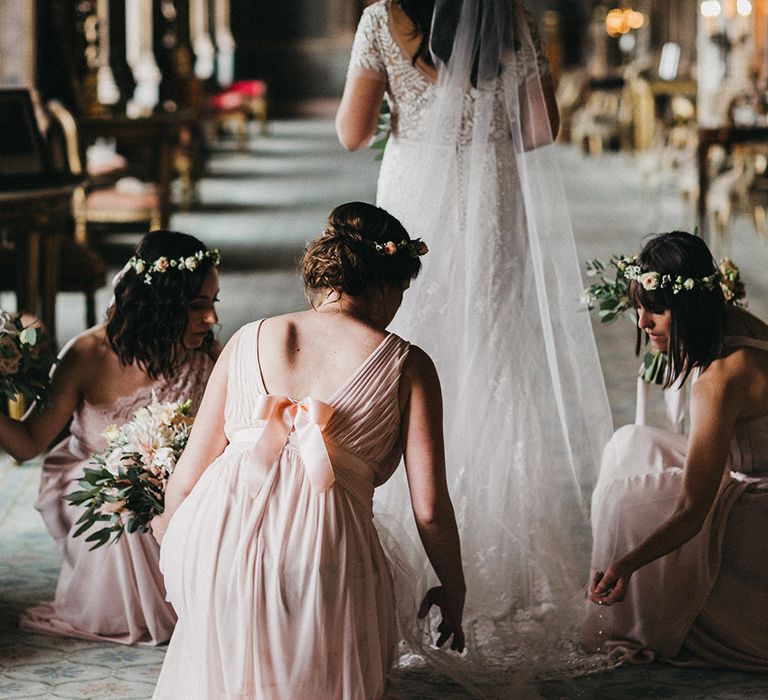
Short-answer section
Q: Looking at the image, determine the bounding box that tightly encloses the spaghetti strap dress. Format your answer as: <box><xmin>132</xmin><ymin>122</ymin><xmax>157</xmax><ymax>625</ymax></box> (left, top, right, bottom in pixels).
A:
<box><xmin>20</xmin><ymin>349</ymin><xmax>213</xmax><ymax>645</ymax></box>
<box><xmin>583</xmin><ymin>336</ymin><xmax>768</xmax><ymax>670</ymax></box>
<box><xmin>154</xmin><ymin>320</ymin><xmax>411</xmax><ymax>699</ymax></box>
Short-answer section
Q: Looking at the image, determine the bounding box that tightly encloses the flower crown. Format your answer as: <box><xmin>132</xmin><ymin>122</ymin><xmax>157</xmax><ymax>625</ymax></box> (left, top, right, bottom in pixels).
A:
<box><xmin>127</xmin><ymin>248</ymin><xmax>221</xmax><ymax>285</ymax></box>
<box><xmin>370</xmin><ymin>238</ymin><xmax>429</xmax><ymax>258</ymax></box>
<box><xmin>584</xmin><ymin>255</ymin><xmax>746</xmax><ymax>324</ymax></box>
<box><xmin>617</xmin><ymin>256</ymin><xmax>718</xmax><ymax>294</ymax></box>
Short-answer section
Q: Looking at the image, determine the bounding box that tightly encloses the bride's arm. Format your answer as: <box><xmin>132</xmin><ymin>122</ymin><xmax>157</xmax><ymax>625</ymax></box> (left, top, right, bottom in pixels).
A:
<box><xmin>151</xmin><ymin>337</ymin><xmax>232</xmax><ymax>543</ymax></box>
<box><xmin>590</xmin><ymin>367</ymin><xmax>742</xmax><ymax>604</ymax></box>
<box><xmin>335</xmin><ymin>77</ymin><xmax>387</xmax><ymax>151</ymax></box>
<box><xmin>400</xmin><ymin>346</ymin><xmax>466</xmax><ymax>651</ymax></box>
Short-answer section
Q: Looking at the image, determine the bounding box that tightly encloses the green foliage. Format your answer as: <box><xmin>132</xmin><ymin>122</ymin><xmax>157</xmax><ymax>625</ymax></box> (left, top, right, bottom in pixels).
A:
<box><xmin>583</xmin><ymin>256</ymin><xmax>633</xmax><ymax>324</ymax></box>
<box><xmin>370</xmin><ymin>100</ymin><xmax>391</xmax><ymax>161</ymax></box>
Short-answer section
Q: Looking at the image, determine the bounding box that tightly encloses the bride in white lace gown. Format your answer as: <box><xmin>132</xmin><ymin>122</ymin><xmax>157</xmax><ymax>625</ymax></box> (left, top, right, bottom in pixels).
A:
<box><xmin>337</xmin><ymin>0</ymin><xmax>613</xmax><ymax>687</ymax></box>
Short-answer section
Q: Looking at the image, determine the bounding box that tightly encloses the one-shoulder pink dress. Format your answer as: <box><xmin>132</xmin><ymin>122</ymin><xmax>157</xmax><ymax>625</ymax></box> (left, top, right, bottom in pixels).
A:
<box><xmin>20</xmin><ymin>349</ymin><xmax>213</xmax><ymax>645</ymax></box>
<box><xmin>154</xmin><ymin>320</ymin><xmax>411</xmax><ymax>700</ymax></box>
<box><xmin>583</xmin><ymin>337</ymin><xmax>768</xmax><ymax>670</ymax></box>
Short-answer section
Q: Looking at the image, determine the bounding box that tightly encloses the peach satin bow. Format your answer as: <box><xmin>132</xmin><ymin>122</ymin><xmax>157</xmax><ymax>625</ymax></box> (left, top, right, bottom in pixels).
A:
<box><xmin>230</xmin><ymin>395</ymin><xmax>336</xmax><ymax>493</ymax></box>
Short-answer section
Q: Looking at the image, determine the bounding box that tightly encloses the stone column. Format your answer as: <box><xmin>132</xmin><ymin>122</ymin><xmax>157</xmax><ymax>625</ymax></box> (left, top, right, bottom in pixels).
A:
<box><xmin>213</xmin><ymin>0</ymin><xmax>236</xmax><ymax>87</ymax></box>
<box><xmin>126</xmin><ymin>0</ymin><xmax>161</xmax><ymax>115</ymax></box>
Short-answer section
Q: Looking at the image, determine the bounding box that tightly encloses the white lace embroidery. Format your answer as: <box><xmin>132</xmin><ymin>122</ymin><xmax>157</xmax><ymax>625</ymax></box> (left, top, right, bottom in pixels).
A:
<box><xmin>347</xmin><ymin>0</ymin><xmax>551</xmax><ymax>141</ymax></box>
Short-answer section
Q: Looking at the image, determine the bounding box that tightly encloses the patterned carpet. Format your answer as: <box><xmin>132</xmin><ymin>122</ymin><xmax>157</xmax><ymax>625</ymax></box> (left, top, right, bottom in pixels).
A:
<box><xmin>0</xmin><ymin>458</ymin><xmax>766</xmax><ymax>700</ymax></box>
<box><xmin>2</xmin><ymin>121</ymin><xmax>768</xmax><ymax>698</ymax></box>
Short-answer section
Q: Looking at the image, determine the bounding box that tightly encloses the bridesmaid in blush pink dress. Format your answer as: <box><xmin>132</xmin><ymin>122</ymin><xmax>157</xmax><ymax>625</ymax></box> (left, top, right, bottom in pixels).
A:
<box><xmin>583</xmin><ymin>232</ymin><xmax>768</xmax><ymax>671</ymax></box>
<box><xmin>0</xmin><ymin>231</ymin><xmax>220</xmax><ymax>645</ymax></box>
<box><xmin>151</xmin><ymin>203</ymin><xmax>466</xmax><ymax>700</ymax></box>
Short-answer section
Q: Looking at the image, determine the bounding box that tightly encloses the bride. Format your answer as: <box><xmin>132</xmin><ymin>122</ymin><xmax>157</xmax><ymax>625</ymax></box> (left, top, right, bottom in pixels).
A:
<box><xmin>337</xmin><ymin>0</ymin><xmax>612</xmax><ymax>683</ymax></box>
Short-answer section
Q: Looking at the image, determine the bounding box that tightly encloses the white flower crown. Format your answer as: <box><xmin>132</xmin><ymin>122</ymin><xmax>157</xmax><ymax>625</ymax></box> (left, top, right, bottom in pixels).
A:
<box><xmin>127</xmin><ymin>248</ymin><xmax>221</xmax><ymax>285</ymax></box>
<box><xmin>617</xmin><ymin>256</ymin><xmax>718</xmax><ymax>294</ymax></box>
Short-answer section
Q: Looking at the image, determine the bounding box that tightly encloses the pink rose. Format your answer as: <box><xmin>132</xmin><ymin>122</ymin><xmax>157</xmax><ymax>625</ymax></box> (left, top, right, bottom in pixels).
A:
<box><xmin>155</xmin><ymin>257</ymin><xmax>170</xmax><ymax>272</ymax></box>
<box><xmin>640</xmin><ymin>272</ymin><xmax>659</xmax><ymax>291</ymax></box>
<box><xmin>383</xmin><ymin>242</ymin><xmax>397</xmax><ymax>255</ymax></box>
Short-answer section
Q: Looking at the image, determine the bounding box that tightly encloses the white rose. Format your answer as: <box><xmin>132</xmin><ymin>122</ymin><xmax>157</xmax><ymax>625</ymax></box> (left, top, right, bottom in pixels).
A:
<box><xmin>152</xmin><ymin>447</ymin><xmax>176</xmax><ymax>474</ymax></box>
<box><xmin>640</xmin><ymin>272</ymin><xmax>660</xmax><ymax>291</ymax></box>
<box><xmin>683</xmin><ymin>278</ymin><xmax>695</xmax><ymax>290</ymax></box>
<box><xmin>185</xmin><ymin>256</ymin><xmax>198</xmax><ymax>271</ymax></box>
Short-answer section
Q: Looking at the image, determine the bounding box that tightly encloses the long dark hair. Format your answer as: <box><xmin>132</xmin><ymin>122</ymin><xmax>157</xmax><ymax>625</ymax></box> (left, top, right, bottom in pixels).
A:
<box><xmin>397</xmin><ymin>0</ymin><xmax>436</xmax><ymax>67</ymax></box>
<box><xmin>397</xmin><ymin>0</ymin><xmax>516</xmax><ymax>87</ymax></box>
<box><xmin>106</xmin><ymin>230</ymin><xmax>218</xmax><ymax>380</ymax></box>
<box><xmin>630</xmin><ymin>231</ymin><xmax>725</xmax><ymax>387</ymax></box>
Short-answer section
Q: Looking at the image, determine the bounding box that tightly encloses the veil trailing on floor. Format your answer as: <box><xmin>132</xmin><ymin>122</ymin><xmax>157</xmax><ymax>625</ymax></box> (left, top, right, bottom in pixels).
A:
<box><xmin>372</xmin><ymin>0</ymin><xmax>614</xmax><ymax>692</ymax></box>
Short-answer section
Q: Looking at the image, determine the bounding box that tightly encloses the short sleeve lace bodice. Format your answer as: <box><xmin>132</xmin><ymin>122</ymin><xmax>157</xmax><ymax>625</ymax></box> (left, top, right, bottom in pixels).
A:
<box><xmin>347</xmin><ymin>0</ymin><xmax>551</xmax><ymax>140</ymax></box>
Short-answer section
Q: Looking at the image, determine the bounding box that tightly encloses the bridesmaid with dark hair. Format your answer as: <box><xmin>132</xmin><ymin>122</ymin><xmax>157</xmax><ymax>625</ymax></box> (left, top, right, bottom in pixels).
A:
<box><xmin>585</xmin><ymin>232</ymin><xmax>768</xmax><ymax>671</ymax></box>
<box><xmin>0</xmin><ymin>230</ymin><xmax>220</xmax><ymax>645</ymax></box>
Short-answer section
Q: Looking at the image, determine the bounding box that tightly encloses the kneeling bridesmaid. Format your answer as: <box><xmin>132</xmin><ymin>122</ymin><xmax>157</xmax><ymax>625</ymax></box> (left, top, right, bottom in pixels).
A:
<box><xmin>0</xmin><ymin>231</ymin><xmax>220</xmax><ymax>645</ymax></box>
<box><xmin>584</xmin><ymin>231</ymin><xmax>768</xmax><ymax>670</ymax></box>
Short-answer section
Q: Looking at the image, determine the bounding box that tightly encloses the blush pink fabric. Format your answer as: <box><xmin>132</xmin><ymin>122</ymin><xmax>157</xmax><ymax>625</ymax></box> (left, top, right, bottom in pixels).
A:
<box><xmin>583</xmin><ymin>337</ymin><xmax>768</xmax><ymax>670</ymax></box>
<box><xmin>154</xmin><ymin>320</ymin><xmax>411</xmax><ymax>700</ymax></box>
<box><xmin>20</xmin><ymin>349</ymin><xmax>213</xmax><ymax>645</ymax></box>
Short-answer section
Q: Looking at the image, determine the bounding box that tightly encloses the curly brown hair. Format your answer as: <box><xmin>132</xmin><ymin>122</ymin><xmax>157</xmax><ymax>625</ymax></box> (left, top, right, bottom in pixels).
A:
<box><xmin>105</xmin><ymin>230</ymin><xmax>218</xmax><ymax>380</ymax></box>
<box><xmin>301</xmin><ymin>202</ymin><xmax>422</xmax><ymax>304</ymax></box>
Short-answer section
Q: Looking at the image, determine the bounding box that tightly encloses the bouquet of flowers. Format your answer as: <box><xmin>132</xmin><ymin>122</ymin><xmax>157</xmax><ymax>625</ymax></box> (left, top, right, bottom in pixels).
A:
<box><xmin>64</xmin><ymin>394</ymin><xmax>193</xmax><ymax>549</ymax></box>
<box><xmin>583</xmin><ymin>255</ymin><xmax>747</xmax><ymax>384</ymax></box>
<box><xmin>0</xmin><ymin>311</ymin><xmax>57</xmax><ymax>406</ymax></box>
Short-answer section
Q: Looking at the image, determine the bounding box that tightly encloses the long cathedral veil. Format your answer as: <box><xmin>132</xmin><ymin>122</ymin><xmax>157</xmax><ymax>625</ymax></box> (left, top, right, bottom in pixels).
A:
<box><xmin>372</xmin><ymin>0</ymin><xmax>614</xmax><ymax>692</ymax></box>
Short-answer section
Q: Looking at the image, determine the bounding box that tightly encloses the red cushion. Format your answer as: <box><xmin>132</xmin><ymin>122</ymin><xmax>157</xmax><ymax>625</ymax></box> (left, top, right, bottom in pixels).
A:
<box><xmin>231</xmin><ymin>80</ymin><xmax>267</xmax><ymax>99</ymax></box>
<box><xmin>209</xmin><ymin>91</ymin><xmax>244</xmax><ymax>112</ymax></box>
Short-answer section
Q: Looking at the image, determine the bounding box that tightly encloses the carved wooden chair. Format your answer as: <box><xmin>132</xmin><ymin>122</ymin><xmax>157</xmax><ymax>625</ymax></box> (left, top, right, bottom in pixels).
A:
<box><xmin>45</xmin><ymin>100</ymin><xmax>161</xmax><ymax>246</ymax></box>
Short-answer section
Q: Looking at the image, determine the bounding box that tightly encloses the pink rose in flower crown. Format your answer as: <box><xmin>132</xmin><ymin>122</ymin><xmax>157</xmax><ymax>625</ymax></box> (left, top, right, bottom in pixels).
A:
<box><xmin>640</xmin><ymin>272</ymin><xmax>660</xmax><ymax>291</ymax></box>
<box><xmin>155</xmin><ymin>257</ymin><xmax>170</xmax><ymax>272</ymax></box>
<box><xmin>383</xmin><ymin>241</ymin><xmax>398</xmax><ymax>255</ymax></box>
<box><xmin>0</xmin><ymin>334</ymin><xmax>22</xmax><ymax>376</ymax></box>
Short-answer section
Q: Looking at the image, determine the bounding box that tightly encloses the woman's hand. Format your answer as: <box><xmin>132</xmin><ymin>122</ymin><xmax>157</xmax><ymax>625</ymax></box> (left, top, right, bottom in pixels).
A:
<box><xmin>150</xmin><ymin>513</ymin><xmax>171</xmax><ymax>546</ymax></box>
<box><xmin>418</xmin><ymin>586</ymin><xmax>465</xmax><ymax>652</ymax></box>
<box><xmin>587</xmin><ymin>565</ymin><xmax>632</xmax><ymax>606</ymax></box>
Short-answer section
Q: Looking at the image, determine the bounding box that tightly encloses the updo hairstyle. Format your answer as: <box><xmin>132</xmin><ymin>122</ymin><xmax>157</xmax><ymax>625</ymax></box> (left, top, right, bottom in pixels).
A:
<box><xmin>630</xmin><ymin>231</ymin><xmax>725</xmax><ymax>386</ymax></box>
<box><xmin>301</xmin><ymin>202</ymin><xmax>421</xmax><ymax>304</ymax></box>
<box><xmin>106</xmin><ymin>230</ymin><xmax>218</xmax><ymax>380</ymax></box>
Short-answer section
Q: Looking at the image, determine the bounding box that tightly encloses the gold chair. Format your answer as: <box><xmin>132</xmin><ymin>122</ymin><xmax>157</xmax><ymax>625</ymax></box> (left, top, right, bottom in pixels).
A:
<box><xmin>45</xmin><ymin>100</ymin><xmax>161</xmax><ymax>246</ymax></box>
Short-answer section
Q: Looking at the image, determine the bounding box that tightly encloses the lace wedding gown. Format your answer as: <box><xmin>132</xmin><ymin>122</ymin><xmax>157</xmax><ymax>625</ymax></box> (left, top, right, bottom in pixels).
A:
<box><xmin>347</xmin><ymin>0</ymin><xmax>613</xmax><ymax>684</ymax></box>
<box><xmin>583</xmin><ymin>336</ymin><xmax>768</xmax><ymax>670</ymax></box>
<box><xmin>20</xmin><ymin>349</ymin><xmax>213</xmax><ymax>645</ymax></box>
<box><xmin>154</xmin><ymin>321</ymin><xmax>411</xmax><ymax>699</ymax></box>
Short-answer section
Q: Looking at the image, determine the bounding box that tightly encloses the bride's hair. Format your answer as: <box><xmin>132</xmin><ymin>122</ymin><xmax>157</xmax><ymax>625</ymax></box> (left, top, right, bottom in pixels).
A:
<box><xmin>106</xmin><ymin>230</ymin><xmax>218</xmax><ymax>380</ymax></box>
<box><xmin>397</xmin><ymin>0</ymin><xmax>436</xmax><ymax>67</ymax></box>
<box><xmin>301</xmin><ymin>202</ymin><xmax>421</xmax><ymax>304</ymax></box>
<box><xmin>630</xmin><ymin>231</ymin><xmax>725</xmax><ymax>387</ymax></box>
